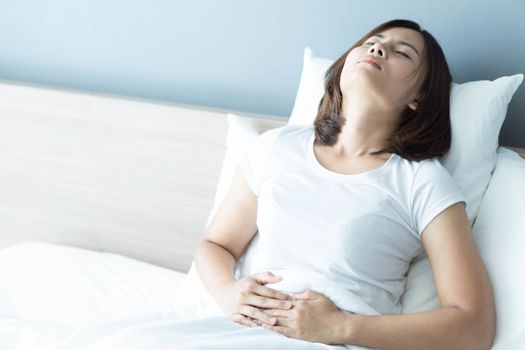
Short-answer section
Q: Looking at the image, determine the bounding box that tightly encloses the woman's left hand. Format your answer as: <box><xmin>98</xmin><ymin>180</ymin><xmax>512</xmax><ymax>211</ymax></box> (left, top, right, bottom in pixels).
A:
<box><xmin>258</xmin><ymin>290</ymin><xmax>346</xmax><ymax>344</ymax></box>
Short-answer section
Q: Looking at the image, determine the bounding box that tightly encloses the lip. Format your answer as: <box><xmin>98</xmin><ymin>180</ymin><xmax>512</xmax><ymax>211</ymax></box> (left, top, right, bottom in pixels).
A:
<box><xmin>361</xmin><ymin>57</ymin><xmax>381</xmax><ymax>70</ymax></box>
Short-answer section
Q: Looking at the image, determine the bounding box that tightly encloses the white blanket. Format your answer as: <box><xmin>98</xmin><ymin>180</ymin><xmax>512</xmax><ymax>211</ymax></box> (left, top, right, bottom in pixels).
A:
<box><xmin>1</xmin><ymin>313</ymin><xmax>348</xmax><ymax>350</ymax></box>
<box><xmin>0</xmin><ymin>267</ymin><xmax>377</xmax><ymax>350</ymax></box>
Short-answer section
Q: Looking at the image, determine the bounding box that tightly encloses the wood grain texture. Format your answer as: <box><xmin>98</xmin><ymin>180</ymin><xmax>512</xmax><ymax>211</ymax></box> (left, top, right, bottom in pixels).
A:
<box><xmin>0</xmin><ymin>81</ymin><xmax>285</xmax><ymax>273</ymax></box>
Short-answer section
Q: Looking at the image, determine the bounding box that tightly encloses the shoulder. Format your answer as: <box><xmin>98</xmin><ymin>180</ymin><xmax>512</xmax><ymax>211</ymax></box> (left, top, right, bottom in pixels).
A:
<box><xmin>252</xmin><ymin>124</ymin><xmax>313</xmax><ymax>150</ymax></box>
<box><xmin>394</xmin><ymin>155</ymin><xmax>452</xmax><ymax>182</ymax></box>
<box><xmin>259</xmin><ymin>123</ymin><xmax>313</xmax><ymax>140</ymax></box>
<box><xmin>395</xmin><ymin>156</ymin><xmax>466</xmax><ymax>237</ymax></box>
<box><xmin>413</xmin><ymin>157</ymin><xmax>455</xmax><ymax>183</ymax></box>
<box><xmin>392</xmin><ymin>155</ymin><xmax>463</xmax><ymax>207</ymax></box>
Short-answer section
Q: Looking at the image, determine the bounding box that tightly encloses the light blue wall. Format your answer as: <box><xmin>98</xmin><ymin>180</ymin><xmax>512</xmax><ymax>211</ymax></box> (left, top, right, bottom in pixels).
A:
<box><xmin>0</xmin><ymin>0</ymin><xmax>523</xmax><ymax>146</ymax></box>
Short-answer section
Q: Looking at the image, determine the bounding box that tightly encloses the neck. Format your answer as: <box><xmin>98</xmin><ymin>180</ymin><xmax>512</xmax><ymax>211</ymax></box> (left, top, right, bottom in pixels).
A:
<box><xmin>332</xmin><ymin>94</ymin><xmax>399</xmax><ymax>159</ymax></box>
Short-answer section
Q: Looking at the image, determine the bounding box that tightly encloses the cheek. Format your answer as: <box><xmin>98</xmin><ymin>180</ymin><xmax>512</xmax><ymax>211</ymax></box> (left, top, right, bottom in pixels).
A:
<box><xmin>388</xmin><ymin>67</ymin><xmax>424</xmax><ymax>102</ymax></box>
<box><xmin>389</xmin><ymin>63</ymin><xmax>420</xmax><ymax>86</ymax></box>
<box><xmin>399</xmin><ymin>59</ymin><xmax>422</xmax><ymax>77</ymax></box>
<box><xmin>345</xmin><ymin>49</ymin><xmax>363</xmax><ymax>65</ymax></box>
<box><xmin>340</xmin><ymin>52</ymin><xmax>362</xmax><ymax>78</ymax></box>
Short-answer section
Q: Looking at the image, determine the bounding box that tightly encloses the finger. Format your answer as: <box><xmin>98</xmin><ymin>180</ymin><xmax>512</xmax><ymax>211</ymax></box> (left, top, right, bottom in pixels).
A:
<box><xmin>246</xmin><ymin>316</ymin><xmax>264</xmax><ymax>328</ymax></box>
<box><xmin>247</xmin><ymin>317</ymin><xmax>272</xmax><ymax>328</ymax></box>
<box><xmin>261</xmin><ymin>323</ymin><xmax>292</xmax><ymax>337</ymax></box>
<box><xmin>240</xmin><ymin>305</ymin><xmax>278</xmax><ymax>326</ymax></box>
<box><xmin>252</xmin><ymin>272</ymin><xmax>283</xmax><ymax>288</ymax></box>
<box><xmin>293</xmin><ymin>290</ymin><xmax>317</xmax><ymax>300</ymax></box>
<box><xmin>248</xmin><ymin>293</ymin><xmax>293</xmax><ymax>310</ymax></box>
<box><xmin>230</xmin><ymin>314</ymin><xmax>258</xmax><ymax>328</ymax></box>
<box><xmin>262</xmin><ymin>309</ymin><xmax>290</xmax><ymax>318</ymax></box>
<box><xmin>253</xmin><ymin>283</ymin><xmax>294</xmax><ymax>302</ymax></box>
<box><xmin>269</xmin><ymin>315</ymin><xmax>293</xmax><ymax>328</ymax></box>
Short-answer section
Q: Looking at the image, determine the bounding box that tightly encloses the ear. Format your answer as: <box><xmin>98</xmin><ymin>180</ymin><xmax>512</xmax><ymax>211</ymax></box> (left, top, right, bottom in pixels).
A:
<box><xmin>408</xmin><ymin>99</ymin><xmax>418</xmax><ymax>111</ymax></box>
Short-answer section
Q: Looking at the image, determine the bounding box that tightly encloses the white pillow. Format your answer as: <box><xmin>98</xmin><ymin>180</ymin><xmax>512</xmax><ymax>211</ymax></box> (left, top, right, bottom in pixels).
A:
<box><xmin>403</xmin><ymin>147</ymin><xmax>525</xmax><ymax>349</ymax></box>
<box><xmin>175</xmin><ymin>113</ymin><xmax>261</xmax><ymax>320</ymax></box>
<box><xmin>289</xmin><ymin>47</ymin><xmax>523</xmax><ymax>225</ymax></box>
<box><xmin>0</xmin><ymin>241</ymin><xmax>186</xmax><ymax>324</ymax></box>
<box><xmin>470</xmin><ymin>148</ymin><xmax>525</xmax><ymax>349</ymax></box>
<box><xmin>289</xmin><ymin>47</ymin><xmax>334</xmax><ymax>125</ymax></box>
<box><xmin>442</xmin><ymin>77</ymin><xmax>523</xmax><ymax>224</ymax></box>
<box><xmin>205</xmin><ymin>113</ymin><xmax>260</xmax><ymax>230</ymax></box>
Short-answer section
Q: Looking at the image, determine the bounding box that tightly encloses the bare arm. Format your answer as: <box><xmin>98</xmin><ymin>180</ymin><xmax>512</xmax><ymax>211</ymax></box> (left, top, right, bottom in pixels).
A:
<box><xmin>194</xmin><ymin>167</ymin><xmax>259</xmax><ymax>298</ymax></box>
<box><xmin>194</xmin><ymin>167</ymin><xmax>293</xmax><ymax>326</ymax></box>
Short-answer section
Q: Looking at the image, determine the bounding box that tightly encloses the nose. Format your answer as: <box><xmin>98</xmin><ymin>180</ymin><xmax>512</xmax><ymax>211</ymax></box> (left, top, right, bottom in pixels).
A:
<box><xmin>368</xmin><ymin>43</ymin><xmax>385</xmax><ymax>57</ymax></box>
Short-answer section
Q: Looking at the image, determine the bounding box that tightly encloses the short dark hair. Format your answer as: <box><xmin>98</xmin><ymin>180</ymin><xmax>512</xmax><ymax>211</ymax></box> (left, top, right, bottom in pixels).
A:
<box><xmin>314</xmin><ymin>19</ymin><xmax>452</xmax><ymax>161</ymax></box>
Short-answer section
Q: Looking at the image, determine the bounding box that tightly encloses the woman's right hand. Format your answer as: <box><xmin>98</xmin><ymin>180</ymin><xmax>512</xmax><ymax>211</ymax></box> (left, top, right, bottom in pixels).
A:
<box><xmin>217</xmin><ymin>271</ymin><xmax>295</xmax><ymax>328</ymax></box>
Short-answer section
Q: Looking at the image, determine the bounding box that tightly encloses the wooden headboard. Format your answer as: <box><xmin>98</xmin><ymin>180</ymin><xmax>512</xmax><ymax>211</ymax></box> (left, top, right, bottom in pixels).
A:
<box><xmin>0</xmin><ymin>81</ymin><xmax>523</xmax><ymax>273</ymax></box>
<box><xmin>0</xmin><ymin>81</ymin><xmax>286</xmax><ymax>273</ymax></box>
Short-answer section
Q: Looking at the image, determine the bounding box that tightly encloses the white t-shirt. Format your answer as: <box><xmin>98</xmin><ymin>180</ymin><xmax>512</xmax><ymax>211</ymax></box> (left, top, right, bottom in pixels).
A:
<box><xmin>239</xmin><ymin>124</ymin><xmax>466</xmax><ymax>315</ymax></box>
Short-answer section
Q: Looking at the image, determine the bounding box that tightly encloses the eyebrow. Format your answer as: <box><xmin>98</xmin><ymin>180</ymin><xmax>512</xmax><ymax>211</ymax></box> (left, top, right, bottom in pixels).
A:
<box><xmin>369</xmin><ymin>34</ymin><xmax>421</xmax><ymax>57</ymax></box>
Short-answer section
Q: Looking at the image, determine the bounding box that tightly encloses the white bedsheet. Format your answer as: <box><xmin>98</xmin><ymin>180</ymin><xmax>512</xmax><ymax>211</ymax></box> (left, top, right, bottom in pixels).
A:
<box><xmin>0</xmin><ymin>242</ymin><xmax>186</xmax><ymax>324</ymax></box>
<box><xmin>0</xmin><ymin>313</ymin><xmax>353</xmax><ymax>350</ymax></box>
<box><xmin>0</xmin><ymin>243</ymin><xmax>374</xmax><ymax>349</ymax></box>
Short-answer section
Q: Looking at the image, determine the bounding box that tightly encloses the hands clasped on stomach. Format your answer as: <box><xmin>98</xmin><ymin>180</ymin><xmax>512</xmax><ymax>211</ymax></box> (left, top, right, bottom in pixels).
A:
<box><xmin>215</xmin><ymin>270</ymin><xmax>347</xmax><ymax>344</ymax></box>
<box><xmin>216</xmin><ymin>271</ymin><xmax>295</xmax><ymax>328</ymax></box>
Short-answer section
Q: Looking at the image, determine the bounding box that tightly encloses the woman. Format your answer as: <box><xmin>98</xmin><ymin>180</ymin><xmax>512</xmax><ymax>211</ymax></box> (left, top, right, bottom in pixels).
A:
<box><xmin>194</xmin><ymin>19</ymin><xmax>496</xmax><ymax>350</ymax></box>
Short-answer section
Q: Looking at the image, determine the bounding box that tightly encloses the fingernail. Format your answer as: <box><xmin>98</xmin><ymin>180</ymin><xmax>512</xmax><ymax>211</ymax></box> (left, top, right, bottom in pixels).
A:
<box><xmin>270</xmin><ymin>318</ymin><xmax>277</xmax><ymax>324</ymax></box>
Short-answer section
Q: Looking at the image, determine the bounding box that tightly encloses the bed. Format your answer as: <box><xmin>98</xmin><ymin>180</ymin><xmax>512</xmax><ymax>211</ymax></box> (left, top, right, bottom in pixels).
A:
<box><xmin>0</xmin><ymin>47</ymin><xmax>524</xmax><ymax>349</ymax></box>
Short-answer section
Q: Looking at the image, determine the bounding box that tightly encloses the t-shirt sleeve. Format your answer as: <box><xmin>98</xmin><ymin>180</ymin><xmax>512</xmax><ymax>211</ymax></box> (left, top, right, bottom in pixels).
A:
<box><xmin>410</xmin><ymin>159</ymin><xmax>467</xmax><ymax>238</ymax></box>
<box><xmin>238</xmin><ymin>128</ymin><xmax>281</xmax><ymax>197</ymax></box>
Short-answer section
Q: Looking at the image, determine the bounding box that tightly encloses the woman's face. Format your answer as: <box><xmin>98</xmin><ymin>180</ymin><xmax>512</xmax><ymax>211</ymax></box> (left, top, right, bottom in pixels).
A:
<box><xmin>340</xmin><ymin>27</ymin><xmax>426</xmax><ymax>112</ymax></box>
